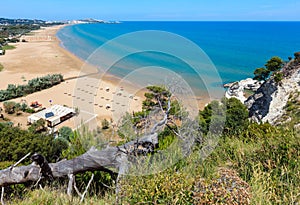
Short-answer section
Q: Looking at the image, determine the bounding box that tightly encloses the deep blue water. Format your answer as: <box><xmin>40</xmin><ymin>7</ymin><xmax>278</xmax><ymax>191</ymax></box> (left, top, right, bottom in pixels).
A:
<box><xmin>57</xmin><ymin>21</ymin><xmax>300</xmax><ymax>94</ymax></box>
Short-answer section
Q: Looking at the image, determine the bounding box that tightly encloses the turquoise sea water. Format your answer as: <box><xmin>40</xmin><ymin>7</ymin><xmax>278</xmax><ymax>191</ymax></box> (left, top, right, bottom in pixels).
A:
<box><xmin>57</xmin><ymin>21</ymin><xmax>300</xmax><ymax>94</ymax></box>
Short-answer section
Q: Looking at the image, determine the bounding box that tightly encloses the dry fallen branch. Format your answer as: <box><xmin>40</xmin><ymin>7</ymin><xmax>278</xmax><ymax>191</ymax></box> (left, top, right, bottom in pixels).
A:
<box><xmin>1</xmin><ymin>187</ymin><xmax>4</xmax><ymax>205</ymax></box>
<box><xmin>0</xmin><ymin>97</ymin><xmax>174</xmax><ymax>205</ymax></box>
<box><xmin>0</xmin><ymin>133</ymin><xmax>159</xmax><ymax>187</ymax></box>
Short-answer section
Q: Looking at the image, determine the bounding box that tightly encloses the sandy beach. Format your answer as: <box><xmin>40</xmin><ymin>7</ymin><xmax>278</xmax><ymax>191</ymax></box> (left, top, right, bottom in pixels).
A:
<box><xmin>0</xmin><ymin>25</ymin><xmax>144</xmax><ymax>129</ymax></box>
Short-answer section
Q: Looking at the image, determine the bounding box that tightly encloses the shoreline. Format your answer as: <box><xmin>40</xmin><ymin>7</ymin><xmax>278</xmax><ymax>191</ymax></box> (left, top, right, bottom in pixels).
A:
<box><xmin>0</xmin><ymin>25</ymin><xmax>145</xmax><ymax>129</ymax></box>
<box><xmin>0</xmin><ymin>24</ymin><xmax>212</xmax><ymax>129</ymax></box>
<box><xmin>55</xmin><ymin>24</ymin><xmax>213</xmax><ymax>109</ymax></box>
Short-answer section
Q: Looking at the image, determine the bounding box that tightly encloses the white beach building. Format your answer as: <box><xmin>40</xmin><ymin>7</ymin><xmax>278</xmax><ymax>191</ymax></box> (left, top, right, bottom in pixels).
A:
<box><xmin>28</xmin><ymin>104</ymin><xmax>75</xmax><ymax>128</ymax></box>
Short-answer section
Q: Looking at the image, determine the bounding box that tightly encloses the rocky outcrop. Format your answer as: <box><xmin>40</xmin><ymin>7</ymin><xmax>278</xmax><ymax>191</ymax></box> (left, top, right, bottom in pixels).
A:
<box><xmin>225</xmin><ymin>78</ymin><xmax>262</xmax><ymax>103</ymax></box>
<box><xmin>245</xmin><ymin>61</ymin><xmax>300</xmax><ymax>124</ymax></box>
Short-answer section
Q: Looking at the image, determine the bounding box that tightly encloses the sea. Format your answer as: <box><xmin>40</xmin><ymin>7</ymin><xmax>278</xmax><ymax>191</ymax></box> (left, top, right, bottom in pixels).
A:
<box><xmin>57</xmin><ymin>21</ymin><xmax>300</xmax><ymax>97</ymax></box>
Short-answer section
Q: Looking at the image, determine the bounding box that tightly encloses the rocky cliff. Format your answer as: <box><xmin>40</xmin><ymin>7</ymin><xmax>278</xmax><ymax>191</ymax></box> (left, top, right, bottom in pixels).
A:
<box><xmin>245</xmin><ymin>60</ymin><xmax>300</xmax><ymax>124</ymax></box>
<box><xmin>225</xmin><ymin>78</ymin><xmax>262</xmax><ymax>103</ymax></box>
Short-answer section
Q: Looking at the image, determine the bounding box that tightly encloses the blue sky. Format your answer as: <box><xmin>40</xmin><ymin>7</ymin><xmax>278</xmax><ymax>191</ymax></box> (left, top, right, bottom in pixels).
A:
<box><xmin>1</xmin><ymin>0</ymin><xmax>300</xmax><ymax>21</ymax></box>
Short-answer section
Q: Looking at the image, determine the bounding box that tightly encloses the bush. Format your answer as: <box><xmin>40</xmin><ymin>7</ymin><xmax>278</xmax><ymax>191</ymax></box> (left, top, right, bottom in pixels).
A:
<box><xmin>3</xmin><ymin>101</ymin><xmax>17</xmax><ymax>114</ymax></box>
<box><xmin>0</xmin><ymin>123</ymin><xmax>67</xmax><ymax>162</ymax></box>
<box><xmin>119</xmin><ymin>168</ymin><xmax>193</xmax><ymax>204</ymax></box>
<box><xmin>294</xmin><ymin>51</ymin><xmax>300</xmax><ymax>60</ymax></box>
<box><xmin>0</xmin><ymin>74</ymin><xmax>64</xmax><ymax>102</ymax></box>
<box><xmin>199</xmin><ymin>98</ymin><xmax>248</xmax><ymax>135</ymax></box>
<box><xmin>274</xmin><ymin>72</ymin><xmax>283</xmax><ymax>83</ymax></box>
<box><xmin>59</xmin><ymin>126</ymin><xmax>74</xmax><ymax>141</ymax></box>
<box><xmin>265</xmin><ymin>56</ymin><xmax>284</xmax><ymax>72</ymax></box>
<box><xmin>253</xmin><ymin>67</ymin><xmax>270</xmax><ymax>81</ymax></box>
<box><xmin>101</xmin><ymin>119</ymin><xmax>110</xmax><ymax>129</ymax></box>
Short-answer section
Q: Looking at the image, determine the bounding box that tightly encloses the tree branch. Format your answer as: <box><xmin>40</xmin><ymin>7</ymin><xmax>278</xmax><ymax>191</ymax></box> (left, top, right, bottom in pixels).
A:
<box><xmin>0</xmin><ymin>133</ymin><xmax>159</xmax><ymax>187</ymax></box>
<box><xmin>151</xmin><ymin>97</ymin><xmax>171</xmax><ymax>134</ymax></box>
<box><xmin>1</xmin><ymin>187</ymin><xmax>4</xmax><ymax>205</ymax></box>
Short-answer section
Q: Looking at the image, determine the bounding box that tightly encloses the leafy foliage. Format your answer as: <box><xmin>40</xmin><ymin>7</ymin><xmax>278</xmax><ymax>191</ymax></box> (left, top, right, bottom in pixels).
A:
<box><xmin>273</xmin><ymin>72</ymin><xmax>283</xmax><ymax>83</ymax></box>
<box><xmin>120</xmin><ymin>168</ymin><xmax>193</xmax><ymax>204</ymax></box>
<box><xmin>28</xmin><ymin>119</ymin><xmax>46</xmax><ymax>133</ymax></box>
<box><xmin>58</xmin><ymin>126</ymin><xmax>74</xmax><ymax>141</ymax></box>
<box><xmin>1</xmin><ymin>74</ymin><xmax>299</xmax><ymax>204</ymax></box>
<box><xmin>0</xmin><ymin>123</ymin><xmax>67</xmax><ymax>163</ymax></box>
<box><xmin>199</xmin><ymin>98</ymin><xmax>248</xmax><ymax>135</ymax></box>
<box><xmin>265</xmin><ymin>56</ymin><xmax>284</xmax><ymax>72</ymax></box>
<box><xmin>253</xmin><ymin>67</ymin><xmax>270</xmax><ymax>81</ymax></box>
<box><xmin>0</xmin><ymin>74</ymin><xmax>63</xmax><ymax>102</ymax></box>
<box><xmin>253</xmin><ymin>56</ymin><xmax>284</xmax><ymax>81</ymax></box>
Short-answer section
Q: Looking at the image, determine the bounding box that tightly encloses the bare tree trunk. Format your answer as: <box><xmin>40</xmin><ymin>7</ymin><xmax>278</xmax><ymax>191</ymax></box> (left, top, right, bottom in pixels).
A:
<box><xmin>0</xmin><ymin>133</ymin><xmax>158</xmax><ymax>187</ymax></box>
<box><xmin>0</xmin><ymin>97</ymin><xmax>172</xmax><ymax>190</ymax></box>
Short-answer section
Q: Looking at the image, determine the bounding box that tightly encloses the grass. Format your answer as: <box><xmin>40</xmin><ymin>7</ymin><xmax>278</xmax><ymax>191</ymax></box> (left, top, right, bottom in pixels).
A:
<box><xmin>10</xmin><ymin>187</ymin><xmax>116</xmax><ymax>205</ymax></box>
<box><xmin>2</xmin><ymin>44</ymin><xmax>16</xmax><ymax>50</ymax></box>
<box><xmin>244</xmin><ymin>88</ymin><xmax>255</xmax><ymax>98</ymax></box>
<box><xmin>0</xmin><ymin>63</ymin><xmax>3</xmax><ymax>72</ymax></box>
<box><xmin>1</xmin><ymin>107</ymin><xmax>299</xmax><ymax>205</ymax></box>
<box><xmin>2</xmin><ymin>124</ymin><xmax>299</xmax><ymax>204</ymax></box>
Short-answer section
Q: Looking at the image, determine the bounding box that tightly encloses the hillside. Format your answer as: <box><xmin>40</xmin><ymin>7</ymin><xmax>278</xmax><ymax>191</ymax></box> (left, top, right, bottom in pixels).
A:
<box><xmin>0</xmin><ymin>60</ymin><xmax>299</xmax><ymax>204</ymax></box>
<box><xmin>245</xmin><ymin>57</ymin><xmax>300</xmax><ymax>125</ymax></box>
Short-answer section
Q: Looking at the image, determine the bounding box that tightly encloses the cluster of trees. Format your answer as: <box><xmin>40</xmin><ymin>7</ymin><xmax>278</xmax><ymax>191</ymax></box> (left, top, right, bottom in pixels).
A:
<box><xmin>2</xmin><ymin>101</ymin><xmax>32</xmax><ymax>114</ymax></box>
<box><xmin>199</xmin><ymin>97</ymin><xmax>249</xmax><ymax>135</ymax></box>
<box><xmin>0</xmin><ymin>24</ymin><xmax>40</xmax><ymax>46</ymax></box>
<box><xmin>253</xmin><ymin>56</ymin><xmax>284</xmax><ymax>81</ymax></box>
<box><xmin>0</xmin><ymin>74</ymin><xmax>63</xmax><ymax>102</ymax></box>
<box><xmin>0</xmin><ymin>123</ymin><xmax>68</xmax><ymax>165</ymax></box>
<box><xmin>0</xmin><ymin>24</ymin><xmax>40</xmax><ymax>38</ymax></box>
<box><xmin>0</xmin><ymin>83</ymin><xmax>299</xmax><ymax>204</ymax></box>
<box><xmin>0</xmin><ymin>18</ymin><xmax>64</xmax><ymax>46</ymax></box>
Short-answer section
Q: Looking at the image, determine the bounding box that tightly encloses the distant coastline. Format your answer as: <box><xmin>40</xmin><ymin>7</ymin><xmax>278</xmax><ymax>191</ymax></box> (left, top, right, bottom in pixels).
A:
<box><xmin>56</xmin><ymin>21</ymin><xmax>300</xmax><ymax>93</ymax></box>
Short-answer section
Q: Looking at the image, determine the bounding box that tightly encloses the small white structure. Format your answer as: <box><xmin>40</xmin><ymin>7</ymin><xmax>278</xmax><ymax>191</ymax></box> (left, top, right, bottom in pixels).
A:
<box><xmin>0</xmin><ymin>49</ymin><xmax>4</xmax><ymax>55</ymax></box>
<box><xmin>105</xmin><ymin>87</ymin><xmax>110</xmax><ymax>92</ymax></box>
<box><xmin>28</xmin><ymin>104</ymin><xmax>75</xmax><ymax>127</ymax></box>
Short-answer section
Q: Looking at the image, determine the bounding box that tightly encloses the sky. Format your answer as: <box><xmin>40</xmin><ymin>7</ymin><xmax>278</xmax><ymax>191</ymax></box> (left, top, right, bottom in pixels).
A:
<box><xmin>1</xmin><ymin>0</ymin><xmax>300</xmax><ymax>21</ymax></box>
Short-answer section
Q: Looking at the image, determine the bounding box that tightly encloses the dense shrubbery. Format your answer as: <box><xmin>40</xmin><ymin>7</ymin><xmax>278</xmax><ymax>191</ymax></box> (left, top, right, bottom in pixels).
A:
<box><xmin>0</xmin><ymin>74</ymin><xmax>63</xmax><ymax>102</ymax></box>
<box><xmin>199</xmin><ymin>97</ymin><xmax>249</xmax><ymax>135</ymax></box>
<box><xmin>1</xmin><ymin>84</ymin><xmax>299</xmax><ymax>204</ymax></box>
<box><xmin>0</xmin><ymin>24</ymin><xmax>40</xmax><ymax>39</ymax></box>
<box><xmin>0</xmin><ymin>123</ymin><xmax>67</xmax><ymax>165</ymax></box>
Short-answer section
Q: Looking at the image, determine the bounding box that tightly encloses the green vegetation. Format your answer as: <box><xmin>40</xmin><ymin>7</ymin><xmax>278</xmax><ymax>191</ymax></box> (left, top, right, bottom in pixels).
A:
<box><xmin>1</xmin><ymin>82</ymin><xmax>300</xmax><ymax>204</ymax></box>
<box><xmin>253</xmin><ymin>56</ymin><xmax>284</xmax><ymax>81</ymax></box>
<box><xmin>199</xmin><ymin>97</ymin><xmax>248</xmax><ymax>135</ymax></box>
<box><xmin>0</xmin><ymin>21</ymin><xmax>36</xmax><ymax>47</ymax></box>
<box><xmin>0</xmin><ymin>74</ymin><xmax>63</xmax><ymax>102</ymax></box>
<box><xmin>0</xmin><ymin>123</ymin><xmax>67</xmax><ymax>165</ymax></box>
<box><xmin>2</xmin><ymin>44</ymin><xmax>16</xmax><ymax>50</ymax></box>
<box><xmin>253</xmin><ymin>67</ymin><xmax>270</xmax><ymax>81</ymax></box>
<box><xmin>274</xmin><ymin>72</ymin><xmax>283</xmax><ymax>83</ymax></box>
<box><xmin>0</xmin><ymin>63</ymin><xmax>3</xmax><ymax>72</ymax></box>
<box><xmin>294</xmin><ymin>51</ymin><xmax>300</xmax><ymax>62</ymax></box>
<box><xmin>281</xmin><ymin>91</ymin><xmax>300</xmax><ymax>128</ymax></box>
<box><xmin>265</xmin><ymin>56</ymin><xmax>284</xmax><ymax>72</ymax></box>
<box><xmin>59</xmin><ymin>126</ymin><xmax>74</xmax><ymax>141</ymax></box>
<box><xmin>101</xmin><ymin>118</ymin><xmax>110</xmax><ymax>129</ymax></box>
